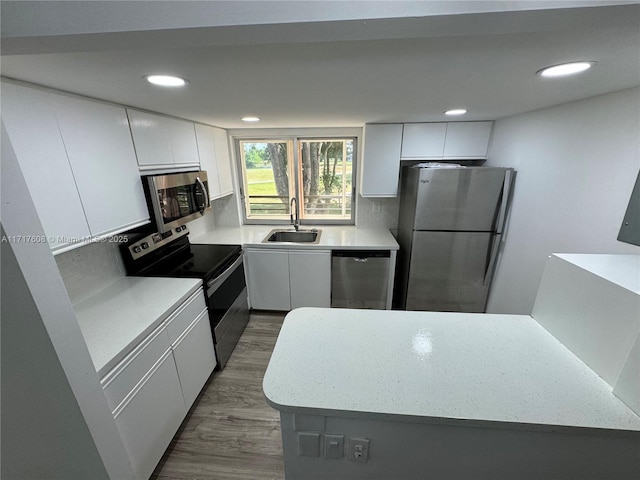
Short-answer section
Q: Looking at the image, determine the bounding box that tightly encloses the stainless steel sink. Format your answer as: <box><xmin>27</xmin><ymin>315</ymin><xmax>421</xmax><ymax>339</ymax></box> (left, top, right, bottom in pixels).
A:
<box><xmin>262</xmin><ymin>228</ymin><xmax>322</xmax><ymax>244</ymax></box>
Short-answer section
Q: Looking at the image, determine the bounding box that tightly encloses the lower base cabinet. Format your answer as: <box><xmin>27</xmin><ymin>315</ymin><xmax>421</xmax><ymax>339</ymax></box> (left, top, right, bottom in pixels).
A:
<box><xmin>245</xmin><ymin>248</ymin><xmax>331</xmax><ymax>310</ymax></box>
<box><xmin>113</xmin><ymin>350</ymin><xmax>186</xmax><ymax>479</ymax></box>
<box><xmin>101</xmin><ymin>288</ymin><xmax>216</xmax><ymax>479</ymax></box>
<box><xmin>172</xmin><ymin>310</ymin><xmax>217</xmax><ymax>409</ymax></box>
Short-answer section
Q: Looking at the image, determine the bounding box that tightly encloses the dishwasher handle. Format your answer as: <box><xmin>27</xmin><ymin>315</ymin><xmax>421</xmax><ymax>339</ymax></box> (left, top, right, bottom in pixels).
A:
<box><xmin>332</xmin><ymin>250</ymin><xmax>390</xmax><ymax>259</ymax></box>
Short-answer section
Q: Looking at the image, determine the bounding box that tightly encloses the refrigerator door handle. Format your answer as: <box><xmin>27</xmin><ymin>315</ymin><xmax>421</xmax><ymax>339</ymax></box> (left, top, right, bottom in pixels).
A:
<box><xmin>484</xmin><ymin>233</ymin><xmax>502</xmax><ymax>286</ymax></box>
<box><xmin>495</xmin><ymin>169</ymin><xmax>514</xmax><ymax>234</ymax></box>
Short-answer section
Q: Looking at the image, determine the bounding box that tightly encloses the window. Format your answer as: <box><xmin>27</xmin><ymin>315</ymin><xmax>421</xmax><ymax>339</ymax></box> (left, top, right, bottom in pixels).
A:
<box><xmin>237</xmin><ymin>136</ymin><xmax>356</xmax><ymax>224</ymax></box>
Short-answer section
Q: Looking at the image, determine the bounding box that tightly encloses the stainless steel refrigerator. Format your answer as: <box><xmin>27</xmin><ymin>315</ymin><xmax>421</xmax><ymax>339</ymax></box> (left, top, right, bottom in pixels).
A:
<box><xmin>395</xmin><ymin>165</ymin><xmax>515</xmax><ymax>312</ymax></box>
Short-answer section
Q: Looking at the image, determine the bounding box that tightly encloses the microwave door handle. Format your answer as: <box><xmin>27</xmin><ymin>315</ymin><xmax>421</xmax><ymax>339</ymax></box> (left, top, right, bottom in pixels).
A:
<box><xmin>195</xmin><ymin>176</ymin><xmax>210</xmax><ymax>213</ymax></box>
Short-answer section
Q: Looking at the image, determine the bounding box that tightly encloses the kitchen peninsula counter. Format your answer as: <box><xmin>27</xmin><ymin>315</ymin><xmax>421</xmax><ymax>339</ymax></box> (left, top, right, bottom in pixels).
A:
<box><xmin>264</xmin><ymin>307</ymin><xmax>640</xmax><ymax>479</ymax></box>
<box><xmin>264</xmin><ymin>308</ymin><xmax>640</xmax><ymax>433</ymax></box>
<box><xmin>192</xmin><ymin>225</ymin><xmax>399</xmax><ymax>250</ymax></box>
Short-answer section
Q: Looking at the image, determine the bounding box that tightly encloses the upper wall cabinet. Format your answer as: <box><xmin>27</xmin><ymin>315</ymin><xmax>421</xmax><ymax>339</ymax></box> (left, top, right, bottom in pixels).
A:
<box><xmin>1</xmin><ymin>82</ymin><xmax>91</xmax><ymax>252</ymax></box>
<box><xmin>401</xmin><ymin>121</ymin><xmax>493</xmax><ymax>160</ymax></box>
<box><xmin>194</xmin><ymin>124</ymin><xmax>234</xmax><ymax>200</ymax></box>
<box><xmin>401</xmin><ymin>123</ymin><xmax>447</xmax><ymax>159</ymax></box>
<box><xmin>128</xmin><ymin>109</ymin><xmax>200</xmax><ymax>171</ymax></box>
<box><xmin>51</xmin><ymin>95</ymin><xmax>150</xmax><ymax>238</ymax></box>
<box><xmin>1</xmin><ymin>82</ymin><xmax>149</xmax><ymax>253</ymax></box>
<box><xmin>442</xmin><ymin>121</ymin><xmax>493</xmax><ymax>159</ymax></box>
<box><xmin>360</xmin><ymin>123</ymin><xmax>404</xmax><ymax>197</ymax></box>
<box><xmin>362</xmin><ymin>121</ymin><xmax>494</xmax><ymax>197</ymax></box>
<box><xmin>212</xmin><ymin>127</ymin><xmax>234</xmax><ymax>196</ymax></box>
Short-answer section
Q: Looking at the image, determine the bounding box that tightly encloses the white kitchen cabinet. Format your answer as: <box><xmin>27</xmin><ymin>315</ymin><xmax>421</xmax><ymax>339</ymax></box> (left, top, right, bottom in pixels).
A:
<box><xmin>401</xmin><ymin>123</ymin><xmax>447</xmax><ymax>159</ymax></box>
<box><xmin>100</xmin><ymin>287</ymin><xmax>213</xmax><ymax>479</ymax></box>
<box><xmin>52</xmin><ymin>95</ymin><xmax>149</xmax><ymax>237</ymax></box>
<box><xmin>169</xmin><ymin>117</ymin><xmax>201</xmax><ymax>166</ymax></box>
<box><xmin>245</xmin><ymin>249</ymin><xmax>291</xmax><ymax>310</ymax></box>
<box><xmin>128</xmin><ymin>109</ymin><xmax>200</xmax><ymax>170</ymax></box>
<box><xmin>360</xmin><ymin>123</ymin><xmax>403</xmax><ymax>197</ymax></box>
<box><xmin>245</xmin><ymin>248</ymin><xmax>331</xmax><ymax>310</ymax></box>
<box><xmin>163</xmin><ymin>289</ymin><xmax>216</xmax><ymax>410</ymax></box>
<box><xmin>127</xmin><ymin>109</ymin><xmax>174</xmax><ymax>167</ymax></box>
<box><xmin>443</xmin><ymin>121</ymin><xmax>493</xmax><ymax>159</ymax></box>
<box><xmin>289</xmin><ymin>250</ymin><xmax>331</xmax><ymax>309</ymax></box>
<box><xmin>195</xmin><ymin>123</ymin><xmax>220</xmax><ymax>198</ymax></box>
<box><xmin>1</xmin><ymin>82</ymin><xmax>91</xmax><ymax>253</ymax></box>
<box><xmin>113</xmin><ymin>349</ymin><xmax>186</xmax><ymax>480</ymax></box>
<box><xmin>361</xmin><ymin>121</ymin><xmax>493</xmax><ymax>197</ymax></box>
<box><xmin>195</xmin><ymin>123</ymin><xmax>235</xmax><ymax>200</ymax></box>
<box><xmin>171</xmin><ymin>310</ymin><xmax>217</xmax><ymax>409</ymax></box>
<box><xmin>101</xmin><ymin>324</ymin><xmax>173</xmax><ymax>413</ymax></box>
<box><xmin>212</xmin><ymin>126</ymin><xmax>235</xmax><ymax>196</ymax></box>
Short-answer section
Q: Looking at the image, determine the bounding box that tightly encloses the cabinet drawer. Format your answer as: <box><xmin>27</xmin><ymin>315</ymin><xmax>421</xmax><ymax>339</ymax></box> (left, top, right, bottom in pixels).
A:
<box><xmin>165</xmin><ymin>288</ymin><xmax>207</xmax><ymax>344</ymax></box>
<box><xmin>113</xmin><ymin>349</ymin><xmax>186</xmax><ymax>480</ymax></box>
<box><xmin>173</xmin><ymin>310</ymin><xmax>217</xmax><ymax>409</ymax></box>
<box><xmin>101</xmin><ymin>324</ymin><xmax>171</xmax><ymax>413</ymax></box>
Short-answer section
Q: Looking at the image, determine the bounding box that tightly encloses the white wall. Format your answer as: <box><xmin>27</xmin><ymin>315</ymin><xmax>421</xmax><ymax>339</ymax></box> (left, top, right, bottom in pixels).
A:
<box><xmin>486</xmin><ymin>87</ymin><xmax>640</xmax><ymax>315</ymax></box>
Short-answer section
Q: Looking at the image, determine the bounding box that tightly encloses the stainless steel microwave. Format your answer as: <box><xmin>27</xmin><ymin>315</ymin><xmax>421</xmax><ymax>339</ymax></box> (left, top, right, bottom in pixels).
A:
<box><xmin>144</xmin><ymin>171</ymin><xmax>211</xmax><ymax>233</ymax></box>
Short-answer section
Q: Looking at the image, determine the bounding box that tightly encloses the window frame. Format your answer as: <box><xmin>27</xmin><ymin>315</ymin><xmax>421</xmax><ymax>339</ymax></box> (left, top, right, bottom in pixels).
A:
<box><xmin>232</xmin><ymin>128</ymin><xmax>359</xmax><ymax>226</ymax></box>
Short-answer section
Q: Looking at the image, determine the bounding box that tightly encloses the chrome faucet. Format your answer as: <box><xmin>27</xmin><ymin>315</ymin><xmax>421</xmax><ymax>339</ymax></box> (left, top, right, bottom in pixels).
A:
<box><xmin>290</xmin><ymin>197</ymin><xmax>300</xmax><ymax>231</ymax></box>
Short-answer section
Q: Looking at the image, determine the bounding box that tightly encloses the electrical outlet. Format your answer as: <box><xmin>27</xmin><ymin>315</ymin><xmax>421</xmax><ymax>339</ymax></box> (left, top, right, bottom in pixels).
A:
<box><xmin>349</xmin><ymin>437</ymin><xmax>370</xmax><ymax>463</ymax></box>
<box><xmin>372</xmin><ymin>201</ymin><xmax>381</xmax><ymax>213</ymax></box>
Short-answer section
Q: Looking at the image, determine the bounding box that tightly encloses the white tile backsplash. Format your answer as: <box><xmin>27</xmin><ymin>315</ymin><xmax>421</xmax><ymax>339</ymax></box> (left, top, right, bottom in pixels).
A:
<box><xmin>356</xmin><ymin>195</ymin><xmax>400</xmax><ymax>229</ymax></box>
<box><xmin>212</xmin><ymin>193</ymin><xmax>241</xmax><ymax>228</ymax></box>
<box><xmin>55</xmin><ymin>240</ymin><xmax>127</xmax><ymax>305</ymax></box>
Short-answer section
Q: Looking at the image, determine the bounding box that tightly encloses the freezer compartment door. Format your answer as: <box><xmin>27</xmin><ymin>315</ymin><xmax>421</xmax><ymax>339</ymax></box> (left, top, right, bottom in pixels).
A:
<box><xmin>406</xmin><ymin>231</ymin><xmax>494</xmax><ymax>313</ymax></box>
<box><xmin>413</xmin><ymin>167</ymin><xmax>507</xmax><ymax>231</ymax></box>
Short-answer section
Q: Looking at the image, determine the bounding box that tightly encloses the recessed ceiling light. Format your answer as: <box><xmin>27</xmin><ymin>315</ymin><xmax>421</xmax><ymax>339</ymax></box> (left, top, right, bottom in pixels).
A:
<box><xmin>145</xmin><ymin>75</ymin><xmax>188</xmax><ymax>87</ymax></box>
<box><xmin>537</xmin><ymin>61</ymin><xmax>596</xmax><ymax>78</ymax></box>
<box><xmin>444</xmin><ymin>109</ymin><xmax>467</xmax><ymax>116</ymax></box>
<box><xmin>242</xmin><ymin>116</ymin><xmax>261</xmax><ymax>122</ymax></box>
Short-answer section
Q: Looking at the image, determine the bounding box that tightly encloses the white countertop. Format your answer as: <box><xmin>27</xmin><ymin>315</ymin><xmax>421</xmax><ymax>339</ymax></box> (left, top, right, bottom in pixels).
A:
<box><xmin>554</xmin><ymin>254</ymin><xmax>640</xmax><ymax>294</ymax></box>
<box><xmin>74</xmin><ymin>276</ymin><xmax>203</xmax><ymax>377</ymax></box>
<box><xmin>263</xmin><ymin>308</ymin><xmax>640</xmax><ymax>434</ymax></box>
<box><xmin>192</xmin><ymin>225</ymin><xmax>399</xmax><ymax>250</ymax></box>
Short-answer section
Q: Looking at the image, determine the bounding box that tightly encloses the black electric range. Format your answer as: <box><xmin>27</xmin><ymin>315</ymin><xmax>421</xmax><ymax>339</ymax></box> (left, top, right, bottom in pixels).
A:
<box><xmin>121</xmin><ymin>227</ymin><xmax>249</xmax><ymax>369</ymax></box>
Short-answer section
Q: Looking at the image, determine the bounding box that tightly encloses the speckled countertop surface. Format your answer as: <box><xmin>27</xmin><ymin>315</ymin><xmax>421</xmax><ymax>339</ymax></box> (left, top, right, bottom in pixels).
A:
<box><xmin>263</xmin><ymin>307</ymin><xmax>640</xmax><ymax>433</ymax></box>
<box><xmin>73</xmin><ymin>276</ymin><xmax>203</xmax><ymax>377</ymax></box>
<box><xmin>192</xmin><ymin>225</ymin><xmax>399</xmax><ymax>250</ymax></box>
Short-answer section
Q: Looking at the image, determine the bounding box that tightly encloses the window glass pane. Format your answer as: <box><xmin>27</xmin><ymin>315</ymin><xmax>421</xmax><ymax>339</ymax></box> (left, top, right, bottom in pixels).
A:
<box><xmin>240</xmin><ymin>140</ymin><xmax>292</xmax><ymax>218</ymax></box>
<box><xmin>299</xmin><ymin>139</ymin><xmax>353</xmax><ymax>220</ymax></box>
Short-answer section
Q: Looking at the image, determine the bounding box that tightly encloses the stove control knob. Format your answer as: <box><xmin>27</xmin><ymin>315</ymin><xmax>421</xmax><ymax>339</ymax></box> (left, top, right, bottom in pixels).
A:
<box><xmin>141</xmin><ymin>242</ymin><xmax>149</xmax><ymax>250</ymax></box>
<box><xmin>132</xmin><ymin>246</ymin><xmax>142</xmax><ymax>253</ymax></box>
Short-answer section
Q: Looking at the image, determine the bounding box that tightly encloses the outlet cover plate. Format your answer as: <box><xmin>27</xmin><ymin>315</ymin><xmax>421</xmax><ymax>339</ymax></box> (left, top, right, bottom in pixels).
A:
<box><xmin>298</xmin><ymin>432</ymin><xmax>320</xmax><ymax>457</ymax></box>
<box><xmin>349</xmin><ymin>437</ymin><xmax>370</xmax><ymax>463</ymax></box>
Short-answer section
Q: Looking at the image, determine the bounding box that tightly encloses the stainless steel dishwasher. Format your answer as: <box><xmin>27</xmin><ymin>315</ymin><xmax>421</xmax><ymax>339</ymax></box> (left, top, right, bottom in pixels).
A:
<box><xmin>331</xmin><ymin>250</ymin><xmax>390</xmax><ymax>309</ymax></box>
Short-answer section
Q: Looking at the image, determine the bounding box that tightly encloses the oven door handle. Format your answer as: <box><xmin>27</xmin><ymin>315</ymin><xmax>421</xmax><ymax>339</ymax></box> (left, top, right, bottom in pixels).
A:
<box><xmin>207</xmin><ymin>253</ymin><xmax>243</xmax><ymax>295</ymax></box>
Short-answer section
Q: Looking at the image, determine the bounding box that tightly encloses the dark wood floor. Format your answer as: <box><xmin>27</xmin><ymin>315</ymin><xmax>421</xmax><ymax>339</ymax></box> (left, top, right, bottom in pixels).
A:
<box><xmin>152</xmin><ymin>312</ymin><xmax>286</xmax><ymax>480</ymax></box>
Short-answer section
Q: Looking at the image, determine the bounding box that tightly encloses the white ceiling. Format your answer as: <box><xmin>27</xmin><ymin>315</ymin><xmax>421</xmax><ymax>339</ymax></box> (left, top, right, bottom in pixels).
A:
<box><xmin>2</xmin><ymin>1</ymin><xmax>639</xmax><ymax>129</ymax></box>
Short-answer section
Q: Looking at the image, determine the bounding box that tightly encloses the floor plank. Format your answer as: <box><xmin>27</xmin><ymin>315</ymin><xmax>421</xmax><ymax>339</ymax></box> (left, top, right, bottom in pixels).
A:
<box><xmin>151</xmin><ymin>312</ymin><xmax>286</xmax><ymax>480</ymax></box>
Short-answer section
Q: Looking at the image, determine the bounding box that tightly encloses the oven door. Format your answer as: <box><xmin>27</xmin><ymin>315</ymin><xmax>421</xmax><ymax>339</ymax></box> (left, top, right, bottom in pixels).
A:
<box><xmin>206</xmin><ymin>253</ymin><xmax>250</xmax><ymax>368</ymax></box>
<box><xmin>147</xmin><ymin>171</ymin><xmax>212</xmax><ymax>233</ymax></box>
